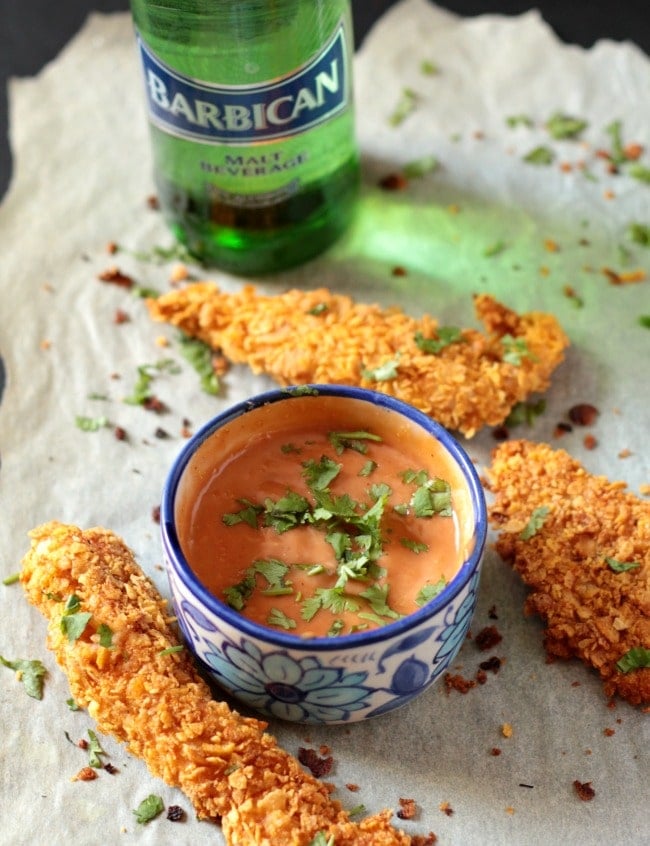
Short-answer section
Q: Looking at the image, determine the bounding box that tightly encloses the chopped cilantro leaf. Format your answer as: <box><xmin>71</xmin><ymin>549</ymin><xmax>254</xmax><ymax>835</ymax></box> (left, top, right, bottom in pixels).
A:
<box><xmin>628</xmin><ymin>222</ymin><xmax>650</xmax><ymax>247</ymax></box>
<box><xmin>605</xmin><ymin>557</ymin><xmax>640</xmax><ymax>573</ymax></box>
<box><xmin>359</xmin><ymin>459</ymin><xmax>377</xmax><ymax>477</ymax></box>
<box><xmin>158</xmin><ymin>645</ymin><xmax>184</xmax><ymax>656</ymax></box>
<box><xmin>224</xmin><ymin>573</ymin><xmax>255</xmax><ymax>611</ymax></box>
<box><xmin>403</xmin><ymin>155</ymin><xmax>439</xmax><ymax>178</ymax></box>
<box><xmin>546</xmin><ymin>112</ymin><xmax>588</xmax><ymax>139</ymax></box>
<box><xmin>267</xmin><ymin>608</ymin><xmax>297</xmax><ymax>630</ymax></box>
<box><xmin>177</xmin><ymin>332</ymin><xmax>220</xmax><ymax>395</ymax></box>
<box><xmin>414</xmin><ymin>326</ymin><xmax>463</xmax><ymax>354</ymax></box>
<box><xmin>415</xmin><ymin>577</ymin><xmax>447</xmax><ymax>606</ymax></box>
<box><xmin>75</xmin><ymin>415</ymin><xmax>109</xmax><ymax>432</ymax></box>
<box><xmin>97</xmin><ymin>623</ymin><xmax>113</xmax><ymax>648</ymax></box>
<box><xmin>628</xmin><ymin>163</ymin><xmax>650</xmax><ymax>184</ymax></box>
<box><xmin>388</xmin><ymin>87</ymin><xmax>419</xmax><ymax>126</ymax></box>
<box><xmin>523</xmin><ymin>146</ymin><xmax>555</xmax><ymax>165</ymax></box>
<box><xmin>0</xmin><ymin>655</ymin><xmax>47</xmax><ymax>699</ymax></box>
<box><xmin>327</xmin><ymin>619</ymin><xmax>346</xmax><ymax>637</ymax></box>
<box><xmin>87</xmin><ymin>729</ymin><xmax>106</xmax><ymax>768</ymax></box>
<box><xmin>483</xmin><ymin>240</ymin><xmax>507</xmax><ymax>257</ymax></box>
<box><xmin>2</xmin><ymin>572</ymin><xmax>20</xmax><ymax>586</ymax></box>
<box><xmin>501</xmin><ymin>335</ymin><xmax>538</xmax><ymax>366</ymax></box>
<box><xmin>133</xmin><ymin>794</ymin><xmax>165</xmax><ymax>824</ymax></box>
<box><xmin>506</xmin><ymin>114</ymin><xmax>534</xmax><ymax>128</ymax></box>
<box><xmin>362</xmin><ymin>356</ymin><xmax>400</xmax><ymax>382</ymax></box>
<box><xmin>505</xmin><ymin>399</ymin><xmax>546</xmax><ymax>428</ymax></box>
<box><xmin>358</xmin><ymin>583</ymin><xmax>401</xmax><ymax>619</ymax></box>
<box><xmin>400</xmin><ymin>538</ymin><xmax>429</xmax><ymax>553</ymax></box>
<box><xmin>328</xmin><ymin>430</ymin><xmax>382</xmax><ymax>455</ymax></box>
<box><xmin>520</xmin><ymin>506</ymin><xmax>550</xmax><ymax>540</ymax></box>
<box><xmin>639</xmin><ymin>315</ymin><xmax>650</xmax><ymax>329</ymax></box>
<box><xmin>302</xmin><ymin>455</ymin><xmax>342</xmax><ymax>490</ymax></box>
<box><xmin>222</xmin><ymin>499</ymin><xmax>262</xmax><ymax>528</ymax></box>
<box><xmin>616</xmin><ymin>647</ymin><xmax>650</xmax><ymax>674</ymax></box>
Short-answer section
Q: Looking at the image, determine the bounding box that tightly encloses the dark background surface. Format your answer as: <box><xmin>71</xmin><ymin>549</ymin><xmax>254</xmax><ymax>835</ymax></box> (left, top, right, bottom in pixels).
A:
<box><xmin>1</xmin><ymin>0</ymin><xmax>648</xmax><ymax>203</ymax></box>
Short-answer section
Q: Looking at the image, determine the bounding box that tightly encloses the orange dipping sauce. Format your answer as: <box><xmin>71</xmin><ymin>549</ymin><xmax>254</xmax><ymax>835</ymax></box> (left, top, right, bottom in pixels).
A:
<box><xmin>175</xmin><ymin>394</ymin><xmax>475</xmax><ymax>638</ymax></box>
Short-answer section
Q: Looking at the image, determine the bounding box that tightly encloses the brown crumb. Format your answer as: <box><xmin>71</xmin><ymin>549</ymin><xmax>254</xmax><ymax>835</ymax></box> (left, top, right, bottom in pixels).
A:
<box><xmin>444</xmin><ymin>672</ymin><xmax>476</xmax><ymax>694</ymax></box>
<box><xmin>603</xmin><ymin>728</ymin><xmax>615</xmax><ymax>737</ymax></box>
<box><xmin>297</xmin><ymin>747</ymin><xmax>333</xmax><ymax>778</ymax></box>
<box><xmin>142</xmin><ymin>396</ymin><xmax>167</xmax><ymax>414</ymax></box>
<box><xmin>397</xmin><ymin>798</ymin><xmax>417</xmax><ymax>821</ymax></box>
<box><xmin>479</xmin><ymin>656</ymin><xmax>502</xmax><ymax>674</ymax></box>
<box><xmin>490</xmin><ymin>748</ymin><xmax>502</xmax><ymax>756</ymax></box>
<box><xmin>379</xmin><ymin>173</ymin><xmax>408</xmax><ymax>191</ymax></box>
<box><xmin>114</xmin><ymin>308</ymin><xmax>130</xmax><ymax>324</ymax></box>
<box><xmin>553</xmin><ymin>421</ymin><xmax>573</xmax><ymax>438</ymax></box>
<box><xmin>583</xmin><ymin>434</ymin><xmax>598</xmax><ymax>450</ymax></box>
<box><xmin>98</xmin><ymin>266</ymin><xmax>134</xmax><ymax>289</ymax></box>
<box><xmin>72</xmin><ymin>766</ymin><xmax>98</xmax><ymax>782</ymax></box>
<box><xmin>439</xmin><ymin>801</ymin><xmax>453</xmax><ymax>817</ymax></box>
<box><xmin>346</xmin><ymin>783</ymin><xmax>360</xmax><ymax>792</ymax></box>
<box><xmin>114</xmin><ymin>426</ymin><xmax>128</xmax><ymax>442</ymax></box>
<box><xmin>146</xmin><ymin>194</ymin><xmax>160</xmax><ymax>210</ymax></box>
<box><xmin>411</xmin><ymin>835</ymin><xmax>438</xmax><ymax>846</ymax></box>
<box><xmin>618</xmin><ymin>448</ymin><xmax>632</xmax><ymax>459</ymax></box>
<box><xmin>166</xmin><ymin>805</ymin><xmax>186</xmax><ymax>822</ymax></box>
<box><xmin>568</xmin><ymin>403</ymin><xmax>599</xmax><ymax>426</ymax></box>
<box><xmin>151</xmin><ymin>505</ymin><xmax>161</xmax><ymax>524</ymax></box>
<box><xmin>392</xmin><ymin>266</ymin><xmax>408</xmax><ymax>277</ymax></box>
<box><xmin>104</xmin><ymin>762</ymin><xmax>118</xmax><ymax>774</ymax></box>
<box><xmin>106</xmin><ymin>241</ymin><xmax>118</xmax><ymax>255</ymax></box>
<box><xmin>475</xmin><ymin>625</ymin><xmax>503</xmax><ymax>651</ymax></box>
<box><xmin>573</xmin><ymin>780</ymin><xmax>596</xmax><ymax>801</ymax></box>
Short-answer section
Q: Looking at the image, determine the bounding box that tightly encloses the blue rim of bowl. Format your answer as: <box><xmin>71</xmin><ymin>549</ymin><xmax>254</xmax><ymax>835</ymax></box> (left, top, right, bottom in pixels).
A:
<box><xmin>161</xmin><ymin>384</ymin><xmax>488</xmax><ymax>652</ymax></box>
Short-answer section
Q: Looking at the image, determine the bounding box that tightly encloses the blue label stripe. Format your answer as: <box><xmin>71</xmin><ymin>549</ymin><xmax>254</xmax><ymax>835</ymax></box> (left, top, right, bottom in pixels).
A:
<box><xmin>138</xmin><ymin>25</ymin><xmax>349</xmax><ymax>145</ymax></box>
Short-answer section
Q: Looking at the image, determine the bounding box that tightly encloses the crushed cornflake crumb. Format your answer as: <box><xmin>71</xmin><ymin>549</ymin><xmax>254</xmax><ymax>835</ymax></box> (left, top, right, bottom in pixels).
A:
<box><xmin>583</xmin><ymin>434</ymin><xmax>598</xmax><ymax>450</ymax></box>
<box><xmin>439</xmin><ymin>801</ymin><xmax>454</xmax><ymax>817</ymax></box>
<box><xmin>40</xmin><ymin>339</ymin><xmax>52</xmax><ymax>350</ymax></box>
<box><xmin>444</xmin><ymin>672</ymin><xmax>476</xmax><ymax>694</ymax></box>
<box><xmin>345</xmin><ymin>783</ymin><xmax>360</xmax><ymax>792</ymax></box>
<box><xmin>155</xmin><ymin>335</ymin><xmax>170</xmax><ymax>347</ymax></box>
<box><xmin>573</xmin><ymin>780</ymin><xmax>596</xmax><ymax>801</ymax></box>
<box><xmin>72</xmin><ymin>766</ymin><xmax>98</xmax><ymax>782</ymax></box>
<box><xmin>618</xmin><ymin>448</ymin><xmax>632</xmax><ymax>459</ymax></box>
<box><xmin>169</xmin><ymin>263</ymin><xmax>190</xmax><ymax>284</ymax></box>
<box><xmin>114</xmin><ymin>308</ymin><xmax>130</xmax><ymax>324</ymax></box>
<box><xmin>505</xmin><ymin>806</ymin><xmax>516</xmax><ymax>815</ymax></box>
<box><xmin>397</xmin><ymin>797</ymin><xmax>417</xmax><ymax>820</ymax></box>
<box><xmin>501</xmin><ymin>723</ymin><xmax>513</xmax><ymax>738</ymax></box>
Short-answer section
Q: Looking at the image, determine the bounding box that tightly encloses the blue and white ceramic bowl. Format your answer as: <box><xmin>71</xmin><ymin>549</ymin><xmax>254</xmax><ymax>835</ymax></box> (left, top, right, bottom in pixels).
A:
<box><xmin>161</xmin><ymin>385</ymin><xmax>487</xmax><ymax>724</ymax></box>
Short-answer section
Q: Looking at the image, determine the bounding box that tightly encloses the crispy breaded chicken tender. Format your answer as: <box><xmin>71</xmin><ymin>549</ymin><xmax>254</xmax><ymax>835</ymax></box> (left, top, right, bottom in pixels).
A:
<box><xmin>147</xmin><ymin>284</ymin><xmax>568</xmax><ymax>437</ymax></box>
<box><xmin>20</xmin><ymin>522</ymin><xmax>412</xmax><ymax>846</ymax></box>
<box><xmin>486</xmin><ymin>440</ymin><xmax>650</xmax><ymax>707</ymax></box>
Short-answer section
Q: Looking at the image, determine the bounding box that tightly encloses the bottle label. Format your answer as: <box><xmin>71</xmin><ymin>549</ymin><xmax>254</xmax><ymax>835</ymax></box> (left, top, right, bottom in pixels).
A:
<box><xmin>138</xmin><ymin>25</ymin><xmax>349</xmax><ymax>146</ymax></box>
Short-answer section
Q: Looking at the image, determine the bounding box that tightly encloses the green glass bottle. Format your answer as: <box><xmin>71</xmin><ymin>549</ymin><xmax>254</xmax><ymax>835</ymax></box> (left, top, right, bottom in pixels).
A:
<box><xmin>129</xmin><ymin>0</ymin><xmax>360</xmax><ymax>275</ymax></box>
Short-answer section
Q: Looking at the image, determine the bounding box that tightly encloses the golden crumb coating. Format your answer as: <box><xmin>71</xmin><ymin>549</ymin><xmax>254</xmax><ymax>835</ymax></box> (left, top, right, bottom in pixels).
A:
<box><xmin>20</xmin><ymin>521</ymin><xmax>412</xmax><ymax>845</ymax></box>
<box><xmin>146</xmin><ymin>284</ymin><xmax>568</xmax><ymax>437</ymax></box>
<box><xmin>486</xmin><ymin>440</ymin><xmax>650</xmax><ymax>707</ymax></box>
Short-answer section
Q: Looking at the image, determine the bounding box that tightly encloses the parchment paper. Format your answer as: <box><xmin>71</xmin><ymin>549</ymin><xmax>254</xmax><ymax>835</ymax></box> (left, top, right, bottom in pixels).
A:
<box><xmin>0</xmin><ymin>1</ymin><xmax>648</xmax><ymax>844</ymax></box>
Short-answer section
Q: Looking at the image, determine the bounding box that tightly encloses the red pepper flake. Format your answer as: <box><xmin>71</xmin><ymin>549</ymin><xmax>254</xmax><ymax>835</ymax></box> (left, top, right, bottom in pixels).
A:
<box><xmin>114</xmin><ymin>426</ymin><xmax>128</xmax><ymax>442</ymax></box>
<box><xmin>104</xmin><ymin>763</ymin><xmax>118</xmax><ymax>774</ymax></box>
<box><xmin>568</xmin><ymin>403</ymin><xmax>599</xmax><ymax>426</ymax></box>
<box><xmin>72</xmin><ymin>767</ymin><xmax>98</xmax><ymax>782</ymax></box>
<box><xmin>379</xmin><ymin>173</ymin><xmax>408</xmax><ymax>191</ymax></box>
<box><xmin>397</xmin><ymin>797</ymin><xmax>418</xmax><ymax>820</ymax></box>
<box><xmin>479</xmin><ymin>656</ymin><xmax>502</xmax><ymax>674</ymax></box>
<box><xmin>98</xmin><ymin>266</ymin><xmax>134</xmax><ymax>289</ymax></box>
<box><xmin>491</xmin><ymin>425</ymin><xmax>510</xmax><ymax>441</ymax></box>
<box><xmin>573</xmin><ymin>780</ymin><xmax>595</xmax><ymax>801</ymax></box>
<box><xmin>623</xmin><ymin>142</ymin><xmax>643</xmax><ymax>160</ymax></box>
<box><xmin>583</xmin><ymin>434</ymin><xmax>598</xmax><ymax>450</ymax></box>
<box><xmin>490</xmin><ymin>747</ymin><xmax>502</xmax><ymax>756</ymax></box>
<box><xmin>152</xmin><ymin>505</ymin><xmax>161</xmax><ymax>524</ymax></box>
<box><xmin>143</xmin><ymin>396</ymin><xmax>168</xmax><ymax>414</ymax></box>
<box><xmin>114</xmin><ymin>308</ymin><xmax>130</xmax><ymax>325</ymax></box>
<box><xmin>553</xmin><ymin>421</ymin><xmax>573</xmax><ymax>438</ymax></box>
<box><xmin>603</xmin><ymin>728</ymin><xmax>615</xmax><ymax>737</ymax></box>
<box><xmin>475</xmin><ymin>625</ymin><xmax>502</xmax><ymax>651</ymax></box>
<box><xmin>297</xmin><ymin>747</ymin><xmax>333</xmax><ymax>778</ymax></box>
<box><xmin>166</xmin><ymin>805</ymin><xmax>186</xmax><ymax>822</ymax></box>
<box><xmin>77</xmin><ymin>738</ymin><xmax>89</xmax><ymax>750</ymax></box>
<box><xmin>475</xmin><ymin>669</ymin><xmax>488</xmax><ymax>685</ymax></box>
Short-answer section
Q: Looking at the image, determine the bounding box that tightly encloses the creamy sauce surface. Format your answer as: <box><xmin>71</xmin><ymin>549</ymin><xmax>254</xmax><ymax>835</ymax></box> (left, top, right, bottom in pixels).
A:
<box><xmin>176</xmin><ymin>395</ymin><xmax>474</xmax><ymax>637</ymax></box>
